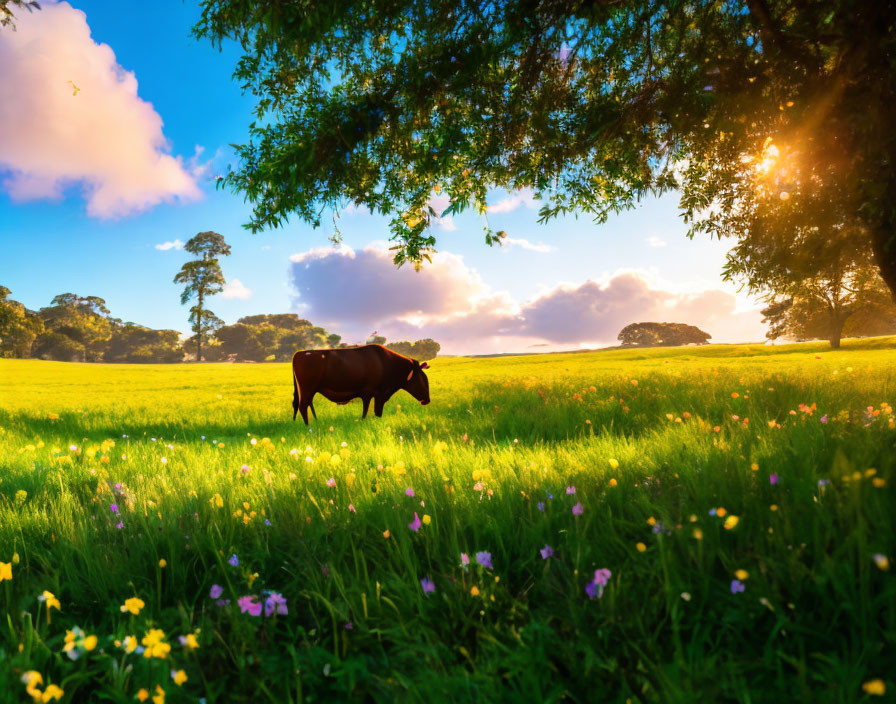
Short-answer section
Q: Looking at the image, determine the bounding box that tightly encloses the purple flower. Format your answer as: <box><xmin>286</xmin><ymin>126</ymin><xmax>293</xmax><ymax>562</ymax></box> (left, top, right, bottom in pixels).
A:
<box><xmin>586</xmin><ymin>568</ymin><xmax>612</xmax><ymax>599</ymax></box>
<box><xmin>818</xmin><ymin>479</ymin><xmax>830</xmax><ymax>487</ymax></box>
<box><xmin>209</xmin><ymin>584</ymin><xmax>223</xmax><ymax>599</ymax></box>
<box><xmin>228</xmin><ymin>553</ymin><xmax>239</xmax><ymax>567</ymax></box>
<box><xmin>475</xmin><ymin>552</ymin><xmax>493</xmax><ymax>569</ymax></box>
<box><xmin>566</xmin><ymin>486</ymin><xmax>576</xmax><ymax>495</ymax></box>
<box><xmin>460</xmin><ymin>552</ymin><xmax>470</xmax><ymax>567</ymax></box>
<box><xmin>540</xmin><ymin>545</ymin><xmax>554</xmax><ymax>560</ymax></box>
<box><xmin>730</xmin><ymin>579</ymin><xmax>745</xmax><ymax>594</ymax></box>
<box><xmin>769</xmin><ymin>474</ymin><xmax>779</xmax><ymax>485</ymax></box>
<box><xmin>572</xmin><ymin>502</ymin><xmax>584</xmax><ymax>516</ymax></box>
<box><xmin>708</xmin><ymin>508</ymin><xmax>718</xmax><ymax>516</ymax></box>
<box><xmin>237</xmin><ymin>595</ymin><xmax>262</xmax><ymax>616</ymax></box>
<box><xmin>585</xmin><ymin>581</ymin><xmax>600</xmax><ymax>599</ymax></box>
<box><xmin>115</xmin><ymin>521</ymin><xmax>124</xmax><ymax>530</ymax></box>
<box><xmin>326</xmin><ymin>477</ymin><xmax>336</xmax><ymax>487</ymax></box>
<box><xmin>420</xmin><ymin>577</ymin><xmax>435</xmax><ymax>594</ymax></box>
<box><xmin>536</xmin><ymin>502</ymin><xmax>545</xmax><ymax>512</ymax></box>
<box><xmin>547</xmin><ymin>493</ymin><xmax>553</xmax><ymax>500</ymax></box>
<box><xmin>405</xmin><ymin>487</ymin><xmax>415</xmax><ymax>497</ymax></box>
<box><xmin>345</xmin><ymin>621</ymin><xmax>354</xmax><ymax>630</ymax></box>
<box><xmin>264</xmin><ymin>591</ymin><xmax>288</xmax><ymax>616</ymax></box>
<box><xmin>408</xmin><ymin>512</ymin><xmax>421</xmax><ymax>532</ymax></box>
<box><xmin>820</xmin><ymin>414</ymin><xmax>828</xmax><ymax>424</ymax></box>
<box><xmin>215</xmin><ymin>599</ymin><xmax>230</xmax><ymax>607</ymax></box>
<box><xmin>110</xmin><ymin>503</ymin><xmax>119</xmax><ymax>514</ymax></box>
<box><xmin>592</xmin><ymin>568</ymin><xmax>611</xmax><ymax>587</ymax></box>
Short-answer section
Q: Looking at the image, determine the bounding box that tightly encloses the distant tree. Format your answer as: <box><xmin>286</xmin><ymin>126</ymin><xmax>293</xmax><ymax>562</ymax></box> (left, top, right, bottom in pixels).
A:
<box><xmin>385</xmin><ymin>340</ymin><xmax>414</xmax><ymax>357</ymax></box>
<box><xmin>618</xmin><ymin>323</ymin><xmax>711</xmax><ymax>348</ymax></box>
<box><xmin>0</xmin><ymin>285</ymin><xmax>43</xmax><ymax>357</ymax></box>
<box><xmin>105</xmin><ymin>324</ymin><xmax>184</xmax><ymax>363</ymax></box>
<box><xmin>31</xmin><ymin>331</ymin><xmax>85</xmax><ymax>362</ymax></box>
<box><xmin>36</xmin><ymin>293</ymin><xmax>114</xmax><ymax>362</ymax></box>
<box><xmin>760</xmin><ymin>269</ymin><xmax>896</xmax><ymax>347</ymax></box>
<box><xmin>1</xmin><ymin>0</ymin><xmax>39</xmax><ymax>29</ymax></box>
<box><xmin>173</xmin><ymin>232</ymin><xmax>231</xmax><ymax>362</ymax></box>
<box><xmin>326</xmin><ymin>333</ymin><xmax>342</xmax><ymax>348</ymax></box>
<box><xmin>367</xmin><ymin>333</ymin><xmax>387</xmax><ymax>345</ymax></box>
<box><xmin>387</xmin><ymin>338</ymin><xmax>441</xmax><ymax>360</ymax></box>
<box><xmin>212</xmin><ymin>314</ymin><xmax>336</xmax><ymax>361</ymax></box>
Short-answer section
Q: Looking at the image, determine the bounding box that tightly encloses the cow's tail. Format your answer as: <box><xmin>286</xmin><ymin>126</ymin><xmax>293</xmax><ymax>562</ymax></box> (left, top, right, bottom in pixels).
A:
<box><xmin>292</xmin><ymin>366</ymin><xmax>300</xmax><ymax>421</ymax></box>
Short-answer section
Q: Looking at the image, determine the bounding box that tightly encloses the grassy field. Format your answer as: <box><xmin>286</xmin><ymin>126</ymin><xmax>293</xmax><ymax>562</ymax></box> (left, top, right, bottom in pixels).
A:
<box><xmin>1</xmin><ymin>339</ymin><xmax>895</xmax><ymax>703</ymax></box>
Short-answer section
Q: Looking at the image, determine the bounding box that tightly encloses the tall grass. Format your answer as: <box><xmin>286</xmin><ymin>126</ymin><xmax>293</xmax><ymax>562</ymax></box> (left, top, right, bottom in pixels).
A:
<box><xmin>0</xmin><ymin>339</ymin><xmax>894</xmax><ymax>702</ymax></box>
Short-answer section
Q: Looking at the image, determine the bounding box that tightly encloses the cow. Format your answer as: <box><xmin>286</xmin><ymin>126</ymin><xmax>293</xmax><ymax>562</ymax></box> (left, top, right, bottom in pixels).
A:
<box><xmin>291</xmin><ymin>344</ymin><xmax>430</xmax><ymax>424</ymax></box>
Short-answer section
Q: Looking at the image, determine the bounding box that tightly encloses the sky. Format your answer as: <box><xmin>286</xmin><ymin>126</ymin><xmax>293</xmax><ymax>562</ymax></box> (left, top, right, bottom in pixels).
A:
<box><xmin>0</xmin><ymin>0</ymin><xmax>768</xmax><ymax>355</ymax></box>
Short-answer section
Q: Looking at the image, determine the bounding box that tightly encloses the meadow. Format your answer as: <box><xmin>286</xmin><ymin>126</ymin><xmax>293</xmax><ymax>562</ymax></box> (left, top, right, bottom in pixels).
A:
<box><xmin>0</xmin><ymin>339</ymin><xmax>894</xmax><ymax>703</ymax></box>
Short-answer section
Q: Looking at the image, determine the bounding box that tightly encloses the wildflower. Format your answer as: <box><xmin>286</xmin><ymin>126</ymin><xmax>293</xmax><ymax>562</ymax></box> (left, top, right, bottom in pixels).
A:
<box><xmin>730</xmin><ymin>579</ymin><xmax>745</xmax><ymax>594</ymax></box>
<box><xmin>237</xmin><ymin>595</ymin><xmax>262</xmax><ymax>616</ymax></box>
<box><xmin>0</xmin><ymin>562</ymin><xmax>11</xmax><ymax>582</ymax></box>
<box><xmin>572</xmin><ymin>502</ymin><xmax>584</xmax><ymax>516</ymax></box>
<box><xmin>647</xmin><ymin>516</ymin><xmax>657</xmax><ymax>526</ymax></box>
<box><xmin>38</xmin><ymin>590</ymin><xmax>61</xmax><ymax>612</ymax></box>
<box><xmin>609</xmin><ymin>478</ymin><xmax>618</xmax><ymax>487</ymax></box>
<box><xmin>116</xmin><ymin>521</ymin><xmax>124</xmax><ymax>530</ymax></box>
<box><xmin>63</xmin><ymin>626</ymin><xmax>96</xmax><ymax>660</ymax></box>
<box><xmin>681</xmin><ymin>592</ymin><xmax>691</xmax><ymax>601</ymax></box>
<box><xmin>566</xmin><ymin>486</ymin><xmax>576</xmax><ymax>495</ymax></box>
<box><xmin>693</xmin><ymin>529</ymin><xmax>703</xmax><ymax>540</ymax></box>
<box><xmin>110</xmin><ymin>503</ymin><xmax>119</xmax><ymax>514</ymax></box>
<box><xmin>137</xmin><ymin>689</ymin><xmax>150</xmax><ymax>702</ymax></box>
<box><xmin>470</xmin><ymin>586</ymin><xmax>480</xmax><ymax>596</ymax></box>
<box><xmin>158</xmin><ymin>559</ymin><xmax>167</xmax><ymax>568</ymax></box>
<box><xmin>405</xmin><ymin>487</ymin><xmax>415</xmax><ymax>497</ymax></box>
<box><xmin>540</xmin><ymin>545</ymin><xmax>554</xmax><ymax>559</ymax></box>
<box><xmin>228</xmin><ymin>554</ymin><xmax>239</xmax><ymax>567</ymax></box>
<box><xmin>586</xmin><ymin>568</ymin><xmax>612</xmax><ymax>599</ymax></box>
<box><xmin>408</xmin><ymin>512</ymin><xmax>422</xmax><ymax>532</ymax></box>
<box><xmin>734</xmin><ymin>569</ymin><xmax>749</xmax><ymax>581</ymax></box>
<box><xmin>872</xmin><ymin>554</ymin><xmax>890</xmax><ymax>571</ymax></box>
<box><xmin>636</xmin><ymin>542</ymin><xmax>647</xmax><ymax>553</ymax></box>
<box><xmin>769</xmin><ymin>474</ymin><xmax>779</xmax><ymax>485</ymax></box>
<box><xmin>121</xmin><ymin>635</ymin><xmax>139</xmax><ymax>654</ymax></box>
<box><xmin>422</xmin><ymin>514</ymin><xmax>432</xmax><ymax>525</ymax></box>
<box><xmin>382</xmin><ymin>529</ymin><xmax>390</xmax><ymax>539</ymax></box>
<box><xmin>345</xmin><ymin>621</ymin><xmax>354</xmax><ymax>629</ymax></box>
<box><xmin>326</xmin><ymin>477</ymin><xmax>336</xmax><ymax>487</ymax></box>
<box><xmin>608</xmin><ymin>458</ymin><xmax>619</xmax><ymax>469</ymax></box>
<box><xmin>460</xmin><ymin>553</ymin><xmax>470</xmax><ymax>567</ymax></box>
<box><xmin>716</xmin><ymin>507</ymin><xmax>727</xmax><ymax>517</ymax></box>
<box><xmin>152</xmin><ymin>684</ymin><xmax>166</xmax><ymax>704</ymax></box>
<box><xmin>240</xmin><ymin>464</ymin><xmax>250</xmax><ymax>475</ymax></box>
<box><xmin>536</xmin><ymin>502</ymin><xmax>545</xmax><ymax>512</ymax></box>
<box><xmin>820</xmin><ymin>414</ymin><xmax>828</xmax><ymax>424</ymax></box>
<box><xmin>171</xmin><ymin>670</ymin><xmax>188</xmax><ymax>686</ymax></box>
<box><xmin>420</xmin><ymin>577</ymin><xmax>435</xmax><ymax>594</ymax></box>
<box><xmin>179</xmin><ymin>633</ymin><xmax>199</xmax><ymax>651</ymax></box>
<box><xmin>42</xmin><ymin>684</ymin><xmax>64</xmax><ymax>701</ymax></box>
<box><xmin>724</xmin><ymin>515</ymin><xmax>740</xmax><ymax>530</ymax></box>
<box><xmin>160</xmin><ymin>457</ymin><xmax>167</xmax><ymax>465</ymax></box>
<box><xmin>141</xmin><ymin>629</ymin><xmax>171</xmax><ymax>659</ymax></box>
<box><xmin>121</xmin><ymin>597</ymin><xmax>145</xmax><ymax>615</ymax></box>
<box><xmin>264</xmin><ymin>592</ymin><xmax>288</xmax><ymax>616</ymax></box>
<box><xmin>862</xmin><ymin>680</ymin><xmax>886</xmax><ymax>696</ymax></box>
<box><xmin>22</xmin><ymin>671</ymin><xmax>43</xmax><ymax>700</ymax></box>
<box><xmin>475</xmin><ymin>552</ymin><xmax>493</xmax><ymax>569</ymax></box>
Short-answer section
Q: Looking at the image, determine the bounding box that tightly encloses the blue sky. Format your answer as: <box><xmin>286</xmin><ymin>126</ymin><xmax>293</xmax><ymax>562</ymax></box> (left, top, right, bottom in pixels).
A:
<box><xmin>0</xmin><ymin>1</ymin><xmax>766</xmax><ymax>354</ymax></box>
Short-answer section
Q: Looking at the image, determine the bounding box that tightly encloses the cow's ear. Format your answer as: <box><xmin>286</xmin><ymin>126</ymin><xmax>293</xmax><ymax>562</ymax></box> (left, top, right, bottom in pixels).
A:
<box><xmin>406</xmin><ymin>370</ymin><xmax>414</xmax><ymax>381</ymax></box>
<box><xmin>420</xmin><ymin>361</ymin><xmax>429</xmax><ymax>369</ymax></box>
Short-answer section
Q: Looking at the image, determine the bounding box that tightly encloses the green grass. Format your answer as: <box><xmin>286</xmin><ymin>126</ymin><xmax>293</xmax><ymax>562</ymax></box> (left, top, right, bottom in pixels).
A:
<box><xmin>1</xmin><ymin>338</ymin><xmax>895</xmax><ymax>702</ymax></box>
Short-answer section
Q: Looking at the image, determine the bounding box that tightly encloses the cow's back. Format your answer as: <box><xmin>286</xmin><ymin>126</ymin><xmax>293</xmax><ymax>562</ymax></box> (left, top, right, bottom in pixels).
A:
<box><xmin>293</xmin><ymin>345</ymin><xmax>392</xmax><ymax>392</ymax></box>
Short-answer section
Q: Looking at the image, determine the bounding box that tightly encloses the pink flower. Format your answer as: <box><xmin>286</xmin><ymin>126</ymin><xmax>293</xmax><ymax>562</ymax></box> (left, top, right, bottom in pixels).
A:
<box><xmin>769</xmin><ymin>474</ymin><xmax>779</xmax><ymax>485</ymax></box>
<box><xmin>592</xmin><ymin>568</ymin><xmax>611</xmax><ymax>587</ymax></box>
<box><xmin>405</xmin><ymin>487</ymin><xmax>415</xmax><ymax>497</ymax></box>
<box><xmin>460</xmin><ymin>553</ymin><xmax>470</xmax><ymax>566</ymax></box>
<box><xmin>572</xmin><ymin>502</ymin><xmax>584</xmax><ymax>516</ymax></box>
<box><xmin>408</xmin><ymin>512</ymin><xmax>421</xmax><ymax>532</ymax></box>
<box><xmin>240</xmin><ymin>464</ymin><xmax>250</xmax><ymax>475</ymax></box>
<box><xmin>566</xmin><ymin>486</ymin><xmax>576</xmax><ymax>495</ymax></box>
<box><xmin>326</xmin><ymin>477</ymin><xmax>336</xmax><ymax>488</ymax></box>
<box><xmin>585</xmin><ymin>568</ymin><xmax>612</xmax><ymax>599</ymax></box>
<box><xmin>349</xmin><ymin>503</ymin><xmax>356</xmax><ymax>513</ymax></box>
<box><xmin>209</xmin><ymin>584</ymin><xmax>223</xmax><ymax>599</ymax></box>
<box><xmin>238</xmin><ymin>595</ymin><xmax>262</xmax><ymax>616</ymax></box>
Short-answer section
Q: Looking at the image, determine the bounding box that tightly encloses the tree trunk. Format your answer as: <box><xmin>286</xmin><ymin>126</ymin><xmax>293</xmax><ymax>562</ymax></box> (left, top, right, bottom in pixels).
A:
<box><xmin>197</xmin><ymin>290</ymin><xmax>203</xmax><ymax>362</ymax></box>
<box><xmin>828</xmin><ymin>311</ymin><xmax>845</xmax><ymax>349</ymax></box>
<box><xmin>871</xmin><ymin>224</ymin><xmax>896</xmax><ymax>303</ymax></box>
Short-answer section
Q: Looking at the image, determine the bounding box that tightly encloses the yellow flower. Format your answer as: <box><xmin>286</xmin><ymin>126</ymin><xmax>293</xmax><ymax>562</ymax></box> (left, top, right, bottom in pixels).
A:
<box><xmin>180</xmin><ymin>633</ymin><xmax>200</xmax><ymax>651</ymax></box>
<box><xmin>137</xmin><ymin>689</ymin><xmax>149</xmax><ymax>702</ymax></box>
<box><xmin>39</xmin><ymin>590</ymin><xmax>61</xmax><ymax>611</ymax></box>
<box><xmin>211</xmin><ymin>493</ymin><xmax>223</xmax><ymax>508</ymax></box>
<box><xmin>636</xmin><ymin>542</ymin><xmax>647</xmax><ymax>553</ymax></box>
<box><xmin>873</xmin><ymin>478</ymin><xmax>886</xmax><ymax>488</ymax></box>
<box><xmin>734</xmin><ymin>569</ymin><xmax>749</xmax><ymax>581</ymax></box>
<box><xmin>693</xmin><ymin>529</ymin><xmax>703</xmax><ymax>540</ymax></box>
<box><xmin>422</xmin><ymin>514</ymin><xmax>432</xmax><ymax>526</ymax></box>
<box><xmin>647</xmin><ymin>516</ymin><xmax>656</xmax><ymax>526</ymax></box>
<box><xmin>608</xmin><ymin>458</ymin><xmax>619</xmax><ymax>469</ymax></box>
<box><xmin>141</xmin><ymin>629</ymin><xmax>170</xmax><ymax>659</ymax></box>
<box><xmin>382</xmin><ymin>529</ymin><xmax>390</xmax><ymax>539</ymax></box>
<box><xmin>609</xmin><ymin>478</ymin><xmax>617</xmax><ymax>487</ymax></box>
<box><xmin>248</xmin><ymin>572</ymin><xmax>259</xmax><ymax>587</ymax></box>
<box><xmin>22</xmin><ymin>670</ymin><xmax>43</xmax><ymax>699</ymax></box>
<box><xmin>872</xmin><ymin>554</ymin><xmax>890</xmax><ymax>571</ymax></box>
<box><xmin>724</xmin><ymin>515</ymin><xmax>739</xmax><ymax>530</ymax></box>
<box><xmin>172</xmin><ymin>669</ymin><xmax>188</xmax><ymax>686</ymax></box>
<box><xmin>770</xmin><ymin>504</ymin><xmax>778</xmax><ymax>511</ymax></box>
<box><xmin>0</xmin><ymin>562</ymin><xmax>11</xmax><ymax>582</ymax></box>
<box><xmin>41</xmin><ymin>685</ymin><xmax>64</xmax><ymax>702</ymax></box>
<box><xmin>862</xmin><ymin>680</ymin><xmax>886</xmax><ymax>696</ymax></box>
<box><xmin>716</xmin><ymin>507</ymin><xmax>727</xmax><ymax>518</ymax></box>
<box><xmin>48</xmin><ymin>413</ymin><xmax>59</xmax><ymax>420</ymax></box>
<box><xmin>122</xmin><ymin>635</ymin><xmax>138</xmax><ymax>653</ymax></box>
<box><xmin>152</xmin><ymin>684</ymin><xmax>166</xmax><ymax>704</ymax></box>
<box><xmin>470</xmin><ymin>586</ymin><xmax>480</xmax><ymax>596</ymax></box>
<box><xmin>158</xmin><ymin>559</ymin><xmax>167</xmax><ymax>568</ymax></box>
<box><xmin>121</xmin><ymin>597</ymin><xmax>145</xmax><ymax>615</ymax></box>
<box><xmin>84</xmin><ymin>634</ymin><xmax>97</xmax><ymax>651</ymax></box>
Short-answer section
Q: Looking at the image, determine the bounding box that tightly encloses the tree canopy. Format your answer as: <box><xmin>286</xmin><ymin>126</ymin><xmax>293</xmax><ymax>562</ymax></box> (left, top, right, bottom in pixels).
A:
<box><xmin>194</xmin><ymin>0</ymin><xmax>896</xmax><ymax>296</ymax></box>
<box><xmin>618</xmin><ymin>322</ymin><xmax>711</xmax><ymax>348</ymax></box>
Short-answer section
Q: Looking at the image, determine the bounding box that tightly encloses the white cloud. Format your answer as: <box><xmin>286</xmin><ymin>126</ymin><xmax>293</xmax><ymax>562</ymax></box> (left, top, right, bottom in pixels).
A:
<box><xmin>154</xmin><ymin>239</ymin><xmax>183</xmax><ymax>251</ymax></box>
<box><xmin>221</xmin><ymin>278</ymin><xmax>252</xmax><ymax>300</ymax></box>
<box><xmin>287</xmin><ymin>243</ymin><xmax>767</xmax><ymax>354</ymax></box>
<box><xmin>646</xmin><ymin>236</ymin><xmax>668</xmax><ymax>248</ymax></box>
<box><xmin>501</xmin><ymin>237</ymin><xmax>555</xmax><ymax>253</ymax></box>
<box><xmin>488</xmin><ymin>188</ymin><xmax>537</xmax><ymax>214</ymax></box>
<box><xmin>0</xmin><ymin>1</ymin><xmax>201</xmax><ymax>217</ymax></box>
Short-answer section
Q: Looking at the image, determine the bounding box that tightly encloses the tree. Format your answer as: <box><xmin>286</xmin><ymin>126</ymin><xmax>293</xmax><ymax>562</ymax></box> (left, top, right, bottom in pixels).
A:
<box><xmin>36</xmin><ymin>293</ymin><xmax>114</xmax><ymax>362</ymax></box>
<box><xmin>105</xmin><ymin>324</ymin><xmax>184</xmax><ymax>363</ymax></box>
<box><xmin>1</xmin><ymin>0</ymin><xmax>39</xmax><ymax>29</ymax></box>
<box><xmin>367</xmin><ymin>333</ymin><xmax>387</xmax><ymax>346</ymax></box>
<box><xmin>386</xmin><ymin>338</ymin><xmax>441</xmax><ymax>360</ymax></box>
<box><xmin>174</xmin><ymin>232</ymin><xmax>231</xmax><ymax>362</ymax></box>
<box><xmin>195</xmin><ymin>1</ymin><xmax>896</xmax><ymax>298</ymax></box>
<box><xmin>0</xmin><ymin>286</ymin><xmax>43</xmax><ymax>357</ymax></box>
<box><xmin>618</xmin><ymin>323</ymin><xmax>711</xmax><ymax>348</ymax></box>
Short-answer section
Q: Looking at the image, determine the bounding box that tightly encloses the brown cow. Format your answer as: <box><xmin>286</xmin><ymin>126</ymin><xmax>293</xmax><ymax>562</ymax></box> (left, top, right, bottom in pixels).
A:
<box><xmin>292</xmin><ymin>344</ymin><xmax>430</xmax><ymax>424</ymax></box>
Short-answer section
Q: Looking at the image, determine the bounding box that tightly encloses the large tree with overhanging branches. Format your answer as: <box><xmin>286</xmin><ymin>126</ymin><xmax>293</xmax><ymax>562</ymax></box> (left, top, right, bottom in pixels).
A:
<box><xmin>193</xmin><ymin>0</ymin><xmax>896</xmax><ymax>297</ymax></box>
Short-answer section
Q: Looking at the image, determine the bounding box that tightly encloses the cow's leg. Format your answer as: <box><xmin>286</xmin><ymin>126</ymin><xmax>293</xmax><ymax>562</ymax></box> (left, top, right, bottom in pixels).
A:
<box><xmin>373</xmin><ymin>395</ymin><xmax>386</xmax><ymax>418</ymax></box>
<box><xmin>298</xmin><ymin>392</ymin><xmax>314</xmax><ymax>425</ymax></box>
<box><xmin>310</xmin><ymin>402</ymin><xmax>317</xmax><ymax>419</ymax></box>
<box><xmin>361</xmin><ymin>396</ymin><xmax>372</xmax><ymax>419</ymax></box>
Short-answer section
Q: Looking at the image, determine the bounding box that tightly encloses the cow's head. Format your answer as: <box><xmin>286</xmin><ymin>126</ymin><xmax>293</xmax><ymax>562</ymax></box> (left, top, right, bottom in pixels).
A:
<box><xmin>404</xmin><ymin>360</ymin><xmax>430</xmax><ymax>405</ymax></box>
